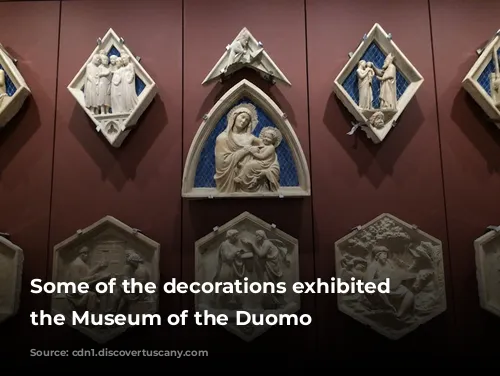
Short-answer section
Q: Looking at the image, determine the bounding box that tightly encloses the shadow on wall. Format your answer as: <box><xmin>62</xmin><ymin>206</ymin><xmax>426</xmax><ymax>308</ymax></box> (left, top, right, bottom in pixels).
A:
<box><xmin>68</xmin><ymin>95</ymin><xmax>167</xmax><ymax>191</ymax></box>
<box><xmin>323</xmin><ymin>91</ymin><xmax>423</xmax><ymax>188</ymax></box>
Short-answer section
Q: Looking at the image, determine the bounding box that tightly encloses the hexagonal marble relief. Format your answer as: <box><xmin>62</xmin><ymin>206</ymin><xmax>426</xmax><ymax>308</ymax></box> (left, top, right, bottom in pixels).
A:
<box><xmin>182</xmin><ymin>79</ymin><xmax>311</xmax><ymax>198</ymax></box>
<box><xmin>333</xmin><ymin>23</ymin><xmax>424</xmax><ymax>143</ymax></box>
<box><xmin>51</xmin><ymin>216</ymin><xmax>160</xmax><ymax>343</ymax></box>
<box><xmin>0</xmin><ymin>235</ymin><xmax>23</xmax><ymax>324</ymax></box>
<box><xmin>0</xmin><ymin>44</ymin><xmax>30</xmax><ymax>129</ymax></box>
<box><xmin>68</xmin><ymin>28</ymin><xmax>157</xmax><ymax>147</ymax></box>
<box><xmin>195</xmin><ymin>211</ymin><xmax>300</xmax><ymax>341</ymax></box>
<box><xmin>474</xmin><ymin>227</ymin><xmax>500</xmax><ymax>318</ymax></box>
<box><xmin>335</xmin><ymin>213</ymin><xmax>446</xmax><ymax>340</ymax></box>
<box><xmin>463</xmin><ymin>30</ymin><xmax>500</xmax><ymax>127</ymax></box>
<box><xmin>202</xmin><ymin>27</ymin><xmax>290</xmax><ymax>86</ymax></box>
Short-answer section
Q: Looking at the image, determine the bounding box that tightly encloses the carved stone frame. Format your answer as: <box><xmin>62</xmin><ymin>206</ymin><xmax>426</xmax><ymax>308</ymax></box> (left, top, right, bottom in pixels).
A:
<box><xmin>0</xmin><ymin>44</ymin><xmax>30</xmax><ymax>129</ymax></box>
<box><xmin>462</xmin><ymin>31</ymin><xmax>500</xmax><ymax>128</ymax></box>
<box><xmin>67</xmin><ymin>28</ymin><xmax>157</xmax><ymax>147</ymax></box>
<box><xmin>0</xmin><ymin>236</ymin><xmax>23</xmax><ymax>324</ymax></box>
<box><xmin>474</xmin><ymin>228</ymin><xmax>500</xmax><ymax>318</ymax></box>
<box><xmin>333</xmin><ymin>23</ymin><xmax>424</xmax><ymax>143</ymax></box>
<box><xmin>182</xmin><ymin>79</ymin><xmax>311</xmax><ymax>198</ymax></box>
<box><xmin>194</xmin><ymin>211</ymin><xmax>300</xmax><ymax>342</ymax></box>
<box><xmin>334</xmin><ymin>213</ymin><xmax>447</xmax><ymax>340</ymax></box>
<box><xmin>51</xmin><ymin>215</ymin><xmax>160</xmax><ymax>343</ymax></box>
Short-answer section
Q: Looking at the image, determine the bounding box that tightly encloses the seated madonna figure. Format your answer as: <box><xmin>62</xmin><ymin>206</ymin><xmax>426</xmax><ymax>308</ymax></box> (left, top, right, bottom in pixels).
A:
<box><xmin>214</xmin><ymin>103</ymin><xmax>281</xmax><ymax>193</ymax></box>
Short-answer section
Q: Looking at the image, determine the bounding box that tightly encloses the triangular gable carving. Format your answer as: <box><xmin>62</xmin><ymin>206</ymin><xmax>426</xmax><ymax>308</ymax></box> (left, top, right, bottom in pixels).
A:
<box><xmin>333</xmin><ymin>23</ymin><xmax>424</xmax><ymax>143</ymax></box>
<box><xmin>202</xmin><ymin>27</ymin><xmax>291</xmax><ymax>86</ymax></box>
<box><xmin>67</xmin><ymin>28</ymin><xmax>157</xmax><ymax>147</ymax></box>
<box><xmin>182</xmin><ymin>79</ymin><xmax>310</xmax><ymax>198</ymax></box>
<box><xmin>463</xmin><ymin>31</ymin><xmax>500</xmax><ymax>128</ymax></box>
<box><xmin>0</xmin><ymin>44</ymin><xmax>30</xmax><ymax>129</ymax></box>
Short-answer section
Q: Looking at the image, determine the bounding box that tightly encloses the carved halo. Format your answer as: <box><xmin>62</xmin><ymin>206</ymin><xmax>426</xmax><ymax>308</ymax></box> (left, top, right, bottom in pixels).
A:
<box><xmin>260</xmin><ymin>126</ymin><xmax>282</xmax><ymax>147</ymax></box>
<box><xmin>182</xmin><ymin>79</ymin><xmax>311</xmax><ymax>199</ymax></box>
<box><xmin>226</xmin><ymin>103</ymin><xmax>258</xmax><ymax>133</ymax></box>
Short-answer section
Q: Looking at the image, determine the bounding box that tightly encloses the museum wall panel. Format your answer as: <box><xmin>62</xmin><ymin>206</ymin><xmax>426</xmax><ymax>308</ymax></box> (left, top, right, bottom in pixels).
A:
<box><xmin>48</xmin><ymin>0</ymin><xmax>183</xmax><ymax>349</ymax></box>
<box><xmin>182</xmin><ymin>0</ymin><xmax>316</xmax><ymax>356</ymax></box>
<box><xmin>430</xmin><ymin>0</ymin><xmax>500</xmax><ymax>359</ymax></box>
<box><xmin>307</xmin><ymin>0</ymin><xmax>454</xmax><ymax>359</ymax></box>
<box><xmin>0</xmin><ymin>0</ymin><xmax>60</xmax><ymax>359</ymax></box>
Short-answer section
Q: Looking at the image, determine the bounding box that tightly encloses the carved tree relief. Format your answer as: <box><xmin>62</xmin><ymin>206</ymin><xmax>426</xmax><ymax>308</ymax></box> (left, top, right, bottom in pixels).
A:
<box><xmin>195</xmin><ymin>212</ymin><xmax>300</xmax><ymax>341</ymax></box>
<box><xmin>67</xmin><ymin>28</ymin><xmax>157</xmax><ymax>147</ymax></box>
<box><xmin>0</xmin><ymin>236</ymin><xmax>23</xmax><ymax>324</ymax></box>
<box><xmin>335</xmin><ymin>213</ymin><xmax>446</xmax><ymax>340</ymax></box>
<box><xmin>51</xmin><ymin>216</ymin><xmax>160</xmax><ymax>343</ymax></box>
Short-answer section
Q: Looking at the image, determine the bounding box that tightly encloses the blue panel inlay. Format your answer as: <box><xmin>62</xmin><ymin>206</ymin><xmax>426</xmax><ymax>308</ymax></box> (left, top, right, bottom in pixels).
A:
<box><xmin>194</xmin><ymin>97</ymin><xmax>300</xmax><ymax>188</ymax></box>
<box><xmin>0</xmin><ymin>64</ymin><xmax>17</xmax><ymax>96</ymax></box>
<box><xmin>477</xmin><ymin>49</ymin><xmax>500</xmax><ymax>96</ymax></box>
<box><xmin>342</xmin><ymin>42</ymin><xmax>409</xmax><ymax>108</ymax></box>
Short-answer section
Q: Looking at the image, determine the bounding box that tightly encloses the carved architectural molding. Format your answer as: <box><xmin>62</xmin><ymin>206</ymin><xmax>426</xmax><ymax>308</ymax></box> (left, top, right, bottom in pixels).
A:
<box><xmin>335</xmin><ymin>213</ymin><xmax>446</xmax><ymax>340</ymax></box>
<box><xmin>195</xmin><ymin>211</ymin><xmax>300</xmax><ymax>341</ymax></box>
<box><xmin>67</xmin><ymin>28</ymin><xmax>157</xmax><ymax>147</ymax></box>
<box><xmin>51</xmin><ymin>216</ymin><xmax>160</xmax><ymax>343</ymax></box>
<box><xmin>0</xmin><ymin>44</ymin><xmax>30</xmax><ymax>129</ymax></box>
<box><xmin>474</xmin><ymin>227</ymin><xmax>500</xmax><ymax>318</ymax></box>
<box><xmin>0</xmin><ymin>236</ymin><xmax>23</xmax><ymax>324</ymax></box>
<box><xmin>182</xmin><ymin>79</ymin><xmax>310</xmax><ymax>198</ymax></box>
<box><xmin>202</xmin><ymin>27</ymin><xmax>290</xmax><ymax>86</ymax></box>
<box><xmin>463</xmin><ymin>31</ymin><xmax>500</xmax><ymax>127</ymax></box>
<box><xmin>333</xmin><ymin>23</ymin><xmax>423</xmax><ymax>143</ymax></box>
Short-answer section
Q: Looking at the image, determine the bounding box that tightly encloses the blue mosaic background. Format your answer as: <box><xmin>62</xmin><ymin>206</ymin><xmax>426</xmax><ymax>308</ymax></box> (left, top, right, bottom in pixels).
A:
<box><xmin>342</xmin><ymin>42</ymin><xmax>409</xmax><ymax>108</ymax></box>
<box><xmin>0</xmin><ymin>63</ymin><xmax>17</xmax><ymax>96</ymax></box>
<box><xmin>81</xmin><ymin>45</ymin><xmax>146</xmax><ymax>99</ymax></box>
<box><xmin>477</xmin><ymin>48</ymin><xmax>500</xmax><ymax>95</ymax></box>
<box><xmin>194</xmin><ymin>97</ymin><xmax>299</xmax><ymax>188</ymax></box>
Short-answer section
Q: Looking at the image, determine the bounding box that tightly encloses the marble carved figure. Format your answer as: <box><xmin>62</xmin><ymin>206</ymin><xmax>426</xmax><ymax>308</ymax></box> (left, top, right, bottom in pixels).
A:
<box><xmin>68</xmin><ymin>28</ymin><xmax>157</xmax><ymax>147</ymax></box>
<box><xmin>0</xmin><ymin>236</ymin><xmax>23</xmax><ymax>324</ymax></box>
<box><xmin>215</xmin><ymin>103</ymin><xmax>282</xmax><ymax>194</ymax></box>
<box><xmin>474</xmin><ymin>226</ymin><xmax>500</xmax><ymax>319</ymax></box>
<box><xmin>202</xmin><ymin>27</ymin><xmax>291</xmax><ymax>85</ymax></box>
<box><xmin>51</xmin><ymin>216</ymin><xmax>160</xmax><ymax>343</ymax></box>
<box><xmin>333</xmin><ymin>23</ymin><xmax>423</xmax><ymax>143</ymax></box>
<box><xmin>195</xmin><ymin>212</ymin><xmax>300</xmax><ymax>341</ymax></box>
<box><xmin>335</xmin><ymin>213</ymin><xmax>446</xmax><ymax>340</ymax></box>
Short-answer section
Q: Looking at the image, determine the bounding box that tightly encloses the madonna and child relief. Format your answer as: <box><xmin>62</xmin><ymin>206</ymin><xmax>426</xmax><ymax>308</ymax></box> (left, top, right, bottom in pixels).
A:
<box><xmin>214</xmin><ymin>103</ymin><xmax>282</xmax><ymax>194</ymax></box>
<box><xmin>84</xmin><ymin>49</ymin><xmax>138</xmax><ymax>116</ymax></box>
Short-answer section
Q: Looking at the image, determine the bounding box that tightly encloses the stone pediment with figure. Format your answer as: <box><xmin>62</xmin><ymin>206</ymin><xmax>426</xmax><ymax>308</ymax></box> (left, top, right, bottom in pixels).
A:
<box><xmin>474</xmin><ymin>226</ymin><xmax>500</xmax><ymax>319</ymax></box>
<box><xmin>0</xmin><ymin>44</ymin><xmax>30</xmax><ymax>129</ymax></box>
<box><xmin>335</xmin><ymin>213</ymin><xmax>446</xmax><ymax>340</ymax></box>
<box><xmin>463</xmin><ymin>31</ymin><xmax>500</xmax><ymax>128</ymax></box>
<box><xmin>202</xmin><ymin>27</ymin><xmax>290</xmax><ymax>86</ymax></box>
<box><xmin>51</xmin><ymin>216</ymin><xmax>160</xmax><ymax>343</ymax></box>
<box><xmin>333</xmin><ymin>23</ymin><xmax>423</xmax><ymax>143</ymax></box>
<box><xmin>182</xmin><ymin>79</ymin><xmax>310</xmax><ymax>198</ymax></box>
<box><xmin>67</xmin><ymin>28</ymin><xmax>157</xmax><ymax>147</ymax></box>
<box><xmin>0</xmin><ymin>235</ymin><xmax>23</xmax><ymax>324</ymax></box>
<box><xmin>195</xmin><ymin>212</ymin><xmax>300</xmax><ymax>342</ymax></box>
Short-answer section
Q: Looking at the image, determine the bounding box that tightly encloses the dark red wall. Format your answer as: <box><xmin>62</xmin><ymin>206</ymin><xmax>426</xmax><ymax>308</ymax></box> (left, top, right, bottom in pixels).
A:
<box><xmin>0</xmin><ymin>0</ymin><xmax>499</xmax><ymax>365</ymax></box>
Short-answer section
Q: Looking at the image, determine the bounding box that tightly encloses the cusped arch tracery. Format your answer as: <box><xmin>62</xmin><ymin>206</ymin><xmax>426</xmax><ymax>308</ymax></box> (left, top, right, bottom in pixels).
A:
<box><xmin>182</xmin><ymin>79</ymin><xmax>310</xmax><ymax>198</ymax></box>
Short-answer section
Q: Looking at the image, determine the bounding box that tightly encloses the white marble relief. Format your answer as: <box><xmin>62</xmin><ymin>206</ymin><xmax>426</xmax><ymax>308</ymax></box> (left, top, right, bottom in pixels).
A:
<box><xmin>475</xmin><ymin>226</ymin><xmax>500</xmax><ymax>318</ymax></box>
<box><xmin>0</xmin><ymin>235</ymin><xmax>23</xmax><ymax>324</ymax></box>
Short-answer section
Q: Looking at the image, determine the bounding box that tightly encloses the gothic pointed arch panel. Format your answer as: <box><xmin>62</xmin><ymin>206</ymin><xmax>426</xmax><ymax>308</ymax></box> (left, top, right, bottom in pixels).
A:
<box><xmin>182</xmin><ymin>79</ymin><xmax>310</xmax><ymax>199</ymax></box>
<box><xmin>333</xmin><ymin>23</ymin><xmax>424</xmax><ymax>143</ymax></box>
<box><xmin>67</xmin><ymin>28</ymin><xmax>157</xmax><ymax>148</ymax></box>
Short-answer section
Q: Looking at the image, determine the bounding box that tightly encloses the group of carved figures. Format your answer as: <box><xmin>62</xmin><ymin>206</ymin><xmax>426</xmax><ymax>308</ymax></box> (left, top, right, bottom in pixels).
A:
<box><xmin>214</xmin><ymin>103</ymin><xmax>283</xmax><ymax>194</ymax></box>
<box><xmin>84</xmin><ymin>50</ymin><xmax>138</xmax><ymax>116</ymax></box>
<box><xmin>63</xmin><ymin>245</ymin><xmax>150</xmax><ymax>320</ymax></box>
<box><xmin>356</xmin><ymin>53</ymin><xmax>397</xmax><ymax>112</ymax></box>
<box><xmin>211</xmin><ymin>229</ymin><xmax>291</xmax><ymax>311</ymax></box>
